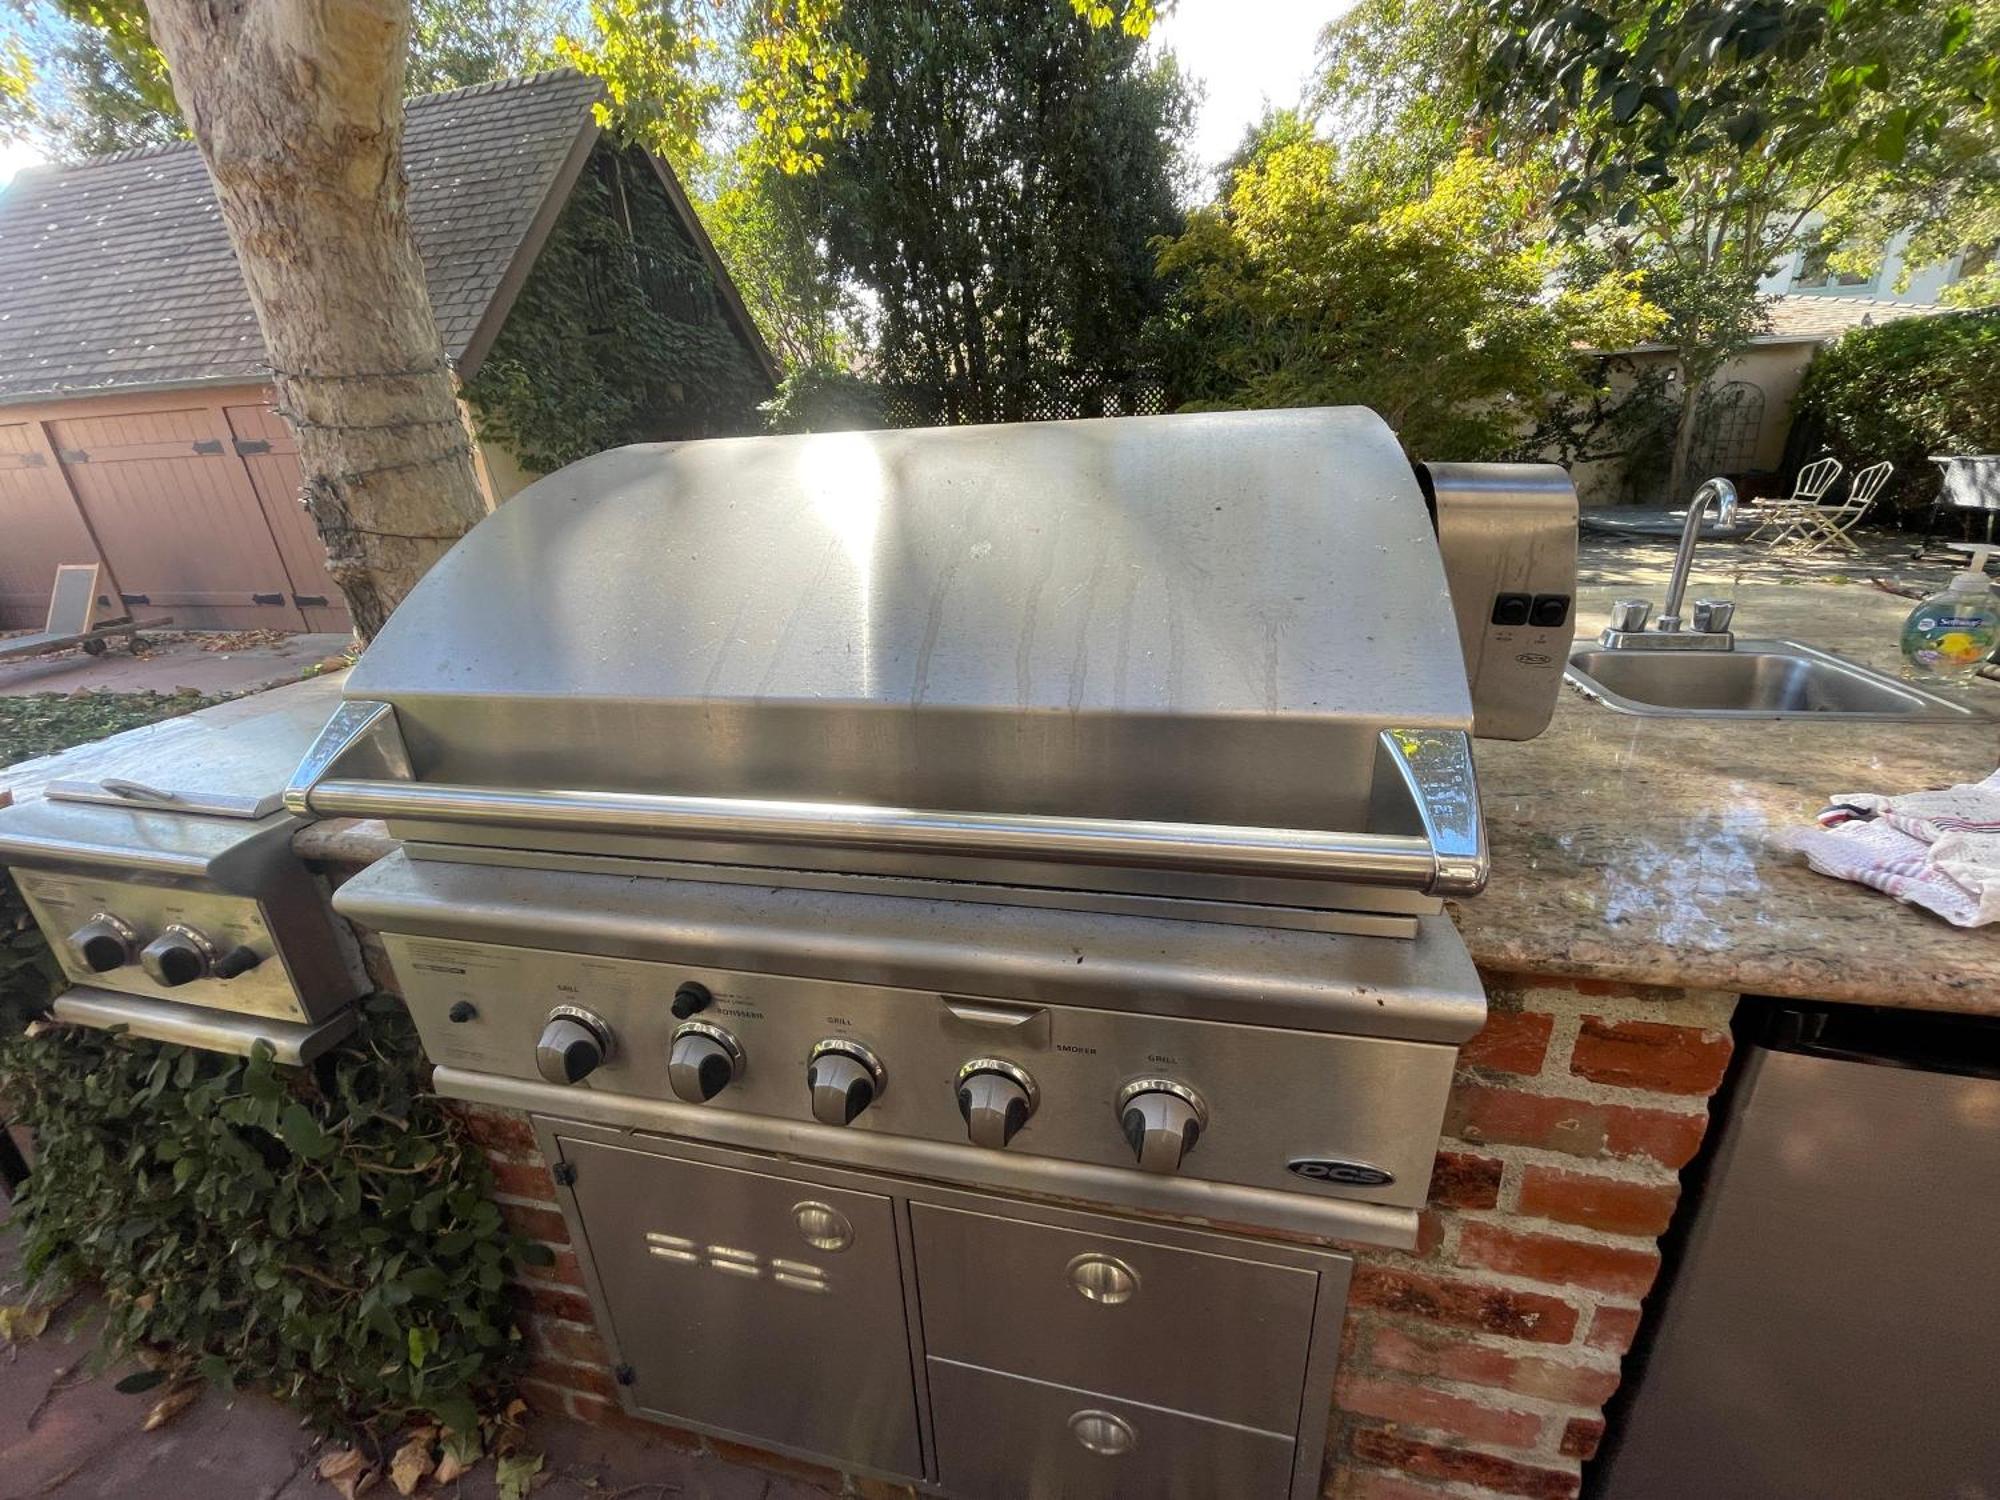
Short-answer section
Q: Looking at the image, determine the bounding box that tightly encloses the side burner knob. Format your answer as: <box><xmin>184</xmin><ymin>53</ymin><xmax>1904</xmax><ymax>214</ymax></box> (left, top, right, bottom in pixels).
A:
<box><xmin>668</xmin><ymin>1023</ymin><xmax>743</xmax><ymax>1103</ymax></box>
<box><xmin>1117</xmin><ymin>1080</ymin><xmax>1208</xmax><ymax>1174</ymax></box>
<box><xmin>535</xmin><ymin>1008</ymin><xmax>613</xmax><ymax>1085</ymax></box>
<box><xmin>69</xmin><ymin>913</ymin><xmax>139</xmax><ymax>974</ymax></box>
<box><xmin>140</xmin><ymin>924</ymin><xmax>218</xmax><ymax>987</ymax></box>
<box><xmin>957</xmin><ymin>1060</ymin><xmax>1038</xmax><ymax>1149</ymax></box>
<box><xmin>807</xmin><ymin>1040</ymin><xmax>885</xmax><ymax>1126</ymax></box>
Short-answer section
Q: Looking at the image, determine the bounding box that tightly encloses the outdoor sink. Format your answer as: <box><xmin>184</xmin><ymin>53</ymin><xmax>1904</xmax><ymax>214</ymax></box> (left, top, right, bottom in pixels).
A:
<box><xmin>1564</xmin><ymin>639</ymin><xmax>1990</xmax><ymax>721</ymax></box>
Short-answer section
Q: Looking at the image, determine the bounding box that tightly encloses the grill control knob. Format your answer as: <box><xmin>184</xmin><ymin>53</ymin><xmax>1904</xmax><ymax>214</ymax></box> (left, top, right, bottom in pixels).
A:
<box><xmin>140</xmin><ymin>924</ymin><xmax>218</xmax><ymax>987</ymax></box>
<box><xmin>1117</xmin><ymin>1080</ymin><xmax>1208</xmax><ymax>1175</ymax></box>
<box><xmin>807</xmin><ymin>1040</ymin><xmax>884</xmax><ymax>1127</ymax></box>
<box><xmin>670</xmin><ymin>981</ymin><xmax>712</xmax><ymax>1020</ymax></box>
<box><xmin>957</xmin><ymin>1060</ymin><xmax>1038</xmax><ymax>1149</ymax></box>
<box><xmin>668</xmin><ymin>1022</ymin><xmax>743</xmax><ymax>1103</ymax></box>
<box><xmin>68</xmin><ymin>913</ymin><xmax>140</xmax><ymax>974</ymax></box>
<box><xmin>535</xmin><ymin>1008</ymin><xmax>612</xmax><ymax>1085</ymax></box>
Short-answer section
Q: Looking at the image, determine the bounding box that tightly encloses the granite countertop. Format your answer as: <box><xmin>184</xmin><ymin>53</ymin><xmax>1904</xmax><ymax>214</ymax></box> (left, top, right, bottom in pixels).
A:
<box><xmin>1450</xmin><ymin>568</ymin><xmax>2000</xmax><ymax>1013</ymax></box>
<box><xmin>289</xmin><ymin>570</ymin><xmax>2000</xmax><ymax>1019</ymax></box>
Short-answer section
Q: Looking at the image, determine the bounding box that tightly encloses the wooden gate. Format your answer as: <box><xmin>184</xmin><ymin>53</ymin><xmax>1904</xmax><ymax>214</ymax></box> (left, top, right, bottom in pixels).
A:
<box><xmin>0</xmin><ymin>388</ymin><xmax>351</xmax><ymax>633</ymax></box>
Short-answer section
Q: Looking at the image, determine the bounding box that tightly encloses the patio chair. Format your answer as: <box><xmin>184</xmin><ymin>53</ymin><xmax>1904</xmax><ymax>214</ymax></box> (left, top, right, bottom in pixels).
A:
<box><xmin>1783</xmin><ymin>460</ymin><xmax>1894</xmax><ymax>557</ymax></box>
<box><xmin>1745</xmin><ymin>456</ymin><xmax>1844</xmax><ymax>546</ymax></box>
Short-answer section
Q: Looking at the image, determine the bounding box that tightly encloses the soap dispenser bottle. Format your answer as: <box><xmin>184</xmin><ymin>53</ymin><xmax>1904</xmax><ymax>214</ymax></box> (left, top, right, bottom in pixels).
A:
<box><xmin>1901</xmin><ymin>542</ymin><xmax>2000</xmax><ymax>681</ymax></box>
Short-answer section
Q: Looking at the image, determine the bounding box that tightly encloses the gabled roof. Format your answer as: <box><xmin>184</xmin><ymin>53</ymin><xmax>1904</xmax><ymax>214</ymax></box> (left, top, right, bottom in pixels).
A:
<box><xmin>1759</xmin><ymin>292</ymin><xmax>1948</xmax><ymax>343</ymax></box>
<box><xmin>0</xmin><ymin>69</ymin><xmax>773</xmax><ymax>406</ymax></box>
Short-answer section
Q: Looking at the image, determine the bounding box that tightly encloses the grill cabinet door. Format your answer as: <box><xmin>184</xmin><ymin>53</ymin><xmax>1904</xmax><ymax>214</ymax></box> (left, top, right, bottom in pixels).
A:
<box><xmin>556</xmin><ymin>1137</ymin><xmax>922</xmax><ymax>1477</ymax></box>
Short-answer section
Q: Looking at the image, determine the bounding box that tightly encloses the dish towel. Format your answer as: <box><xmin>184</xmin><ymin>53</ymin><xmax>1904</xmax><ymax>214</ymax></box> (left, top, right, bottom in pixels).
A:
<box><xmin>1786</xmin><ymin>767</ymin><xmax>2000</xmax><ymax>927</ymax></box>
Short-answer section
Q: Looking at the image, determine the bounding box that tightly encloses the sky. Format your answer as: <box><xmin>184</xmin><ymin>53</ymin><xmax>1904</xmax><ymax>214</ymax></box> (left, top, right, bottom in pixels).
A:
<box><xmin>1154</xmin><ymin>0</ymin><xmax>1352</xmax><ymax>178</ymax></box>
<box><xmin>0</xmin><ymin>0</ymin><xmax>1350</xmax><ymax>194</ymax></box>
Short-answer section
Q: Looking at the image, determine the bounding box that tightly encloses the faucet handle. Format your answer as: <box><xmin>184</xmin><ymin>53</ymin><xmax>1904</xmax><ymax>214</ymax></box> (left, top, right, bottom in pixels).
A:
<box><xmin>1692</xmin><ymin>599</ymin><xmax>1736</xmax><ymax>634</ymax></box>
<box><xmin>1609</xmin><ymin>599</ymin><xmax>1653</xmax><ymax>633</ymax></box>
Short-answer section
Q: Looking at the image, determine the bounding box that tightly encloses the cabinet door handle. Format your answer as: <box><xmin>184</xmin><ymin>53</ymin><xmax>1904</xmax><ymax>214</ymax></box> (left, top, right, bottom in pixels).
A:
<box><xmin>1067</xmin><ymin>1252</ymin><xmax>1139</xmax><ymax>1305</ymax></box>
<box><xmin>1069</xmin><ymin>1409</ymin><xmax>1136</xmax><ymax>1456</ymax></box>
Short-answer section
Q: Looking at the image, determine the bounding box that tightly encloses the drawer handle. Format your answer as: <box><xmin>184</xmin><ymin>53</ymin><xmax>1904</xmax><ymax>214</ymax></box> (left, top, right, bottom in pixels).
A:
<box><xmin>1069</xmin><ymin>1409</ymin><xmax>1136</xmax><ymax>1457</ymax></box>
<box><xmin>1067</xmin><ymin>1253</ymin><xmax>1139</xmax><ymax>1305</ymax></box>
<box><xmin>793</xmin><ymin>1201</ymin><xmax>854</xmax><ymax>1252</ymax></box>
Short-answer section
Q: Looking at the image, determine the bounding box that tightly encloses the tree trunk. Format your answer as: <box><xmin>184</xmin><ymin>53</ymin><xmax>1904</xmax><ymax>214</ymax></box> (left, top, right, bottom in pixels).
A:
<box><xmin>1667</xmin><ymin>359</ymin><xmax>1704</xmax><ymax>507</ymax></box>
<box><xmin>144</xmin><ymin>0</ymin><xmax>487</xmax><ymax>640</ymax></box>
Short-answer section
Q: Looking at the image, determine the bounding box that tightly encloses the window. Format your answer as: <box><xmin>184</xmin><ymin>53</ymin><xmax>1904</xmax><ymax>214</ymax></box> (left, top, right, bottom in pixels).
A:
<box><xmin>1794</xmin><ymin>240</ymin><xmax>1875</xmax><ymax>291</ymax></box>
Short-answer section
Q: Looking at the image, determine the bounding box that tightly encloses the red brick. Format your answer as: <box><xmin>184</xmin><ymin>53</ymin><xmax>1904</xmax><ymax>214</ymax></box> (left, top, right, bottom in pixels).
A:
<box><xmin>1349</xmin><ymin>1431</ymin><xmax>1580</xmax><ymax>1499</ymax></box>
<box><xmin>518</xmin><ymin>1245</ymin><xmax>586</xmax><ymax>1289</ymax></box>
<box><xmin>518</xmin><ymin>1278</ymin><xmax>594</xmax><ymax>1324</ymax></box>
<box><xmin>1447</xmin><ymin>1084</ymin><xmax>1708</xmax><ymax>1168</ymax></box>
<box><xmin>566</xmin><ymin>1389</ymin><xmax>616</xmax><ymax>1424</ymax></box>
<box><xmin>496</xmin><ymin>1200</ymin><xmax>571</xmax><ymax>1245</ymax></box>
<box><xmin>1428</xmin><ymin>1150</ymin><xmax>1503</xmax><ymax>1211</ymax></box>
<box><xmin>1518</xmin><ymin>1165</ymin><xmax>1681</xmax><ymax>1237</ymax></box>
<box><xmin>1366</xmin><ymin>1325</ymin><xmax>1622</xmax><ymax>1406</ymax></box>
<box><xmin>1335</xmin><ymin>1373</ymin><xmax>1544</xmax><ymax>1447</ymax></box>
<box><xmin>486</xmin><ymin>1154</ymin><xmax>559</xmax><ymax>1203</ymax></box>
<box><xmin>1350</xmin><ymin>1265</ymin><xmax>1579</xmax><ymax>1344</ymax></box>
<box><xmin>525</xmin><ymin>1356</ymin><xmax>620</xmax><ymax>1401</ymax></box>
<box><xmin>453</xmin><ymin>1104</ymin><xmax>539</xmax><ymax>1154</ymax></box>
<box><xmin>517</xmin><ymin>1377</ymin><xmax>579</xmax><ymax>1416</ymax></box>
<box><xmin>1461</xmin><ymin>1009</ymin><xmax>1555</xmax><ymax>1074</ymax></box>
<box><xmin>1459</xmin><ymin>1223</ymin><xmax>1662</xmax><ymax>1298</ymax></box>
<box><xmin>1585</xmin><ymin>1305</ymin><xmax>1645</xmax><ymax>1354</ymax></box>
<box><xmin>1413</xmin><ymin>1211</ymin><xmax>1446</xmax><ymax>1259</ymax></box>
<box><xmin>1572</xmin><ymin>1017</ymin><xmax>1732</xmax><ymax>1095</ymax></box>
<box><xmin>1560</xmin><ymin>1416</ymin><xmax>1605</xmax><ymax>1460</ymax></box>
<box><xmin>525</xmin><ymin>1314</ymin><xmax>612</xmax><ymax>1368</ymax></box>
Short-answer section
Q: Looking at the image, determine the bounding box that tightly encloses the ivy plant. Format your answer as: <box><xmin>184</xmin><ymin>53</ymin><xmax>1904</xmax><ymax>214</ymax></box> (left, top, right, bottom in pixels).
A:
<box><xmin>0</xmin><ymin>998</ymin><xmax>548</xmax><ymax>1442</ymax></box>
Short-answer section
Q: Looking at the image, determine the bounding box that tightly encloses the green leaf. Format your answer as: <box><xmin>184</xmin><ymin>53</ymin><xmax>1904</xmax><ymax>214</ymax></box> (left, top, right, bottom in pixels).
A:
<box><xmin>497</xmin><ymin>1452</ymin><xmax>545</xmax><ymax>1500</ymax></box>
<box><xmin>276</xmin><ymin>1104</ymin><xmax>333</xmax><ymax>1161</ymax></box>
<box><xmin>114</xmin><ymin>1369</ymin><xmax>169</xmax><ymax>1394</ymax></box>
<box><xmin>407</xmin><ymin>1324</ymin><xmax>436</xmax><ymax>1370</ymax></box>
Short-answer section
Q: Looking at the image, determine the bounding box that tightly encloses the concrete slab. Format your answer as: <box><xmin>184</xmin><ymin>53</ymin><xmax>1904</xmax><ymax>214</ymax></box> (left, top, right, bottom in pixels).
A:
<box><xmin>0</xmin><ymin>633</ymin><xmax>351</xmax><ymax>701</ymax></box>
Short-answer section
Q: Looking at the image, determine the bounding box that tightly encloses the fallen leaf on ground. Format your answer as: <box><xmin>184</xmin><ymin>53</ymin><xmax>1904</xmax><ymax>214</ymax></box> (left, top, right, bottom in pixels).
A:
<box><xmin>388</xmin><ymin>1435</ymin><xmax>435</xmax><ymax>1496</ymax></box>
<box><xmin>141</xmin><ymin>1382</ymin><xmax>201</xmax><ymax>1430</ymax></box>
<box><xmin>433</xmin><ymin>1450</ymin><xmax>470</xmax><ymax>1486</ymax></box>
<box><xmin>496</xmin><ymin>1450</ymin><xmax>544</xmax><ymax>1500</ymax></box>
<box><xmin>318</xmin><ymin>1447</ymin><xmax>378</xmax><ymax>1500</ymax></box>
<box><xmin>0</xmin><ymin>1304</ymin><xmax>50</xmax><ymax>1343</ymax></box>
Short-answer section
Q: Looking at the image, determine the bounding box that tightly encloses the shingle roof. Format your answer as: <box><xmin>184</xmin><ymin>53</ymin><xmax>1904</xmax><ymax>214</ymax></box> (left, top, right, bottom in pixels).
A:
<box><xmin>1760</xmin><ymin>292</ymin><xmax>1949</xmax><ymax>342</ymax></box>
<box><xmin>0</xmin><ymin>70</ymin><xmax>605</xmax><ymax>404</ymax></box>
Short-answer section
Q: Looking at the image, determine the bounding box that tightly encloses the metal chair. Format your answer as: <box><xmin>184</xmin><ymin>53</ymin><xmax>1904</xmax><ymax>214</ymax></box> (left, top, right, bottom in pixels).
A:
<box><xmin>1746</xmin><ymin>456</ymin><xmax>1844</xmax><ymax>546</ymax></box>
<box><xmin>1784</xmin><ymin>460</ymin><xmax>1894</xmax><ymax>556</ymax></box>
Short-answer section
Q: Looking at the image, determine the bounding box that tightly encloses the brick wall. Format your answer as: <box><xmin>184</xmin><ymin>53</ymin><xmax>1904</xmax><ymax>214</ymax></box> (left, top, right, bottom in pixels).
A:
<box><xmin>1330</xmin><ymin>974</ymin><xmax>1736</xmax><ymax>1500</ymax></box>
<box><xmin>455</xmin><ymin>973</ymin><xmax>1736</xmax><ymax>1500</ymax></box>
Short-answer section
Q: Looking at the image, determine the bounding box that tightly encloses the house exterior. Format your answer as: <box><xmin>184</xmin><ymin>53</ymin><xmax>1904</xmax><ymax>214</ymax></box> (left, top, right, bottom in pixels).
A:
<box><xmin>0</xmin><ymin>71</ymin><xmax>775</xmax><ymax>632</ymax></box>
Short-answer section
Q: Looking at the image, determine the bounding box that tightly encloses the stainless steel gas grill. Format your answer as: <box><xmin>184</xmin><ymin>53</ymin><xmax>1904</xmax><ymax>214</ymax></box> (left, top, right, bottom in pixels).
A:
<box><xmin>297</xmin><ymin>408</ymin><xmax>1577</xmax><ymax>1497</ymax></box>
<box><xmin>0</xmin><ymin>690</ymin><xmax>369</xmax><ymax>1062</ymax></box>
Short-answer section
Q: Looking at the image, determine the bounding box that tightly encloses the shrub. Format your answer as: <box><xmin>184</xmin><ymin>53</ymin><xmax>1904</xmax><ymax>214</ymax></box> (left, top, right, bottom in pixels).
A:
<box><xmin>762</xmin><ymin>364</ymin><xmax>890</xmax><ymax>434</ymax></box>
<box><xmin>1792</xmin><ymin>308</ymin><xmax>2000</xmax><ymax>521</ymax></box>
<box><xmin>0</xmin><ymin>1000</ymin><xmax>545</xmax><ymax>1443</ymax></box>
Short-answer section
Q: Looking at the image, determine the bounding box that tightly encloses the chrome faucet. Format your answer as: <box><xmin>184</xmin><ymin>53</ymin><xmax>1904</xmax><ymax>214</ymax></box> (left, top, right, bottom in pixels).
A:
<box><xmin>1600</xmin><ymin>477</ymin><xmax>1740</xmax><ymax>651</ymax></box>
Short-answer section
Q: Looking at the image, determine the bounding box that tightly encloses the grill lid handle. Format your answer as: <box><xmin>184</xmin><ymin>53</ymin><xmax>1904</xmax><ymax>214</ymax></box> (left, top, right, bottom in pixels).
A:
<box><xmin>287</xmin><ymin>704</ymin><xmax>1488</xmax><ymax>896</ymax></box>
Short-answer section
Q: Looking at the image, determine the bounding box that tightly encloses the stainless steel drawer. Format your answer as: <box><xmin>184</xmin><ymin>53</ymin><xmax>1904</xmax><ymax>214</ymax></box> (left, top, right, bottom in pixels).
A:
<box><xmin>912</xmin><ymin>1202</ymin><xmax>1319</xmax><ymax>1431</ymax></box>
<box><xmin>557</xmin><ymin>1136</ymin><xmax>923</xmax><ymax>1477</ymax></box>
<box><xmin>928</xmin><ymin>1357</ymin><xmax>1297</xmax><ymax>1500</ymax></box>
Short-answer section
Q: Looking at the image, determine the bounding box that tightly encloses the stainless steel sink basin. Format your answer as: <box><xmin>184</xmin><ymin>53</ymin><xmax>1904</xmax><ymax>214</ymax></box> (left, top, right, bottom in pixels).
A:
<box><xmin>1564</xmin><ymin>639</ymin><xmax>1990</xmax><ymax>720</ymax></box>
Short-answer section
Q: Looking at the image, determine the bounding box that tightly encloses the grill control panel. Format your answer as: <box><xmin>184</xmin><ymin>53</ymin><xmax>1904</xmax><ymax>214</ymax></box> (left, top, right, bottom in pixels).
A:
<box><xmin>14</xmin><ymin>870</ymin><xmax>310</xmax><ymax>1023</ymax></box>
<box><xmin>384</xmin><ymin>933</ymin><xmax>1456</xmax><ymax>1211</ymax></box>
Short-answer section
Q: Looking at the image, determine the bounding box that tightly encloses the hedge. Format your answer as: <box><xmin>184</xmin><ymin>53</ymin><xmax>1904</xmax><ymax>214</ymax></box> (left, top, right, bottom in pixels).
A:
<box><xmin>1792</xmin><ymin>307</ymin><xmax>2000</xmax><ymax>522</ymax></box>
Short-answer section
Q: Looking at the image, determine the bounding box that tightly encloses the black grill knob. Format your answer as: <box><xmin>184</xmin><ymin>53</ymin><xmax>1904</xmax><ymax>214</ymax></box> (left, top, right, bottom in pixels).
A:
<box><xmin>212</xmin><ymin>944</ymin><xmax>263</xmax><ymax>980</ymax></box>
<box><xmin>140</xmin><ymin>926</ymin><xmax>216</xmax><ymax>987</ymax></box>
<box><xmin>807</xmin><ymin>1041</ymin><xmax>884</xmax><ymax>1127</ymax></box>
<box><xmin>670</xmin><ymin>980</ymin><xmax>712</xmax><ymax>1020</ymax></box>
<box><xmin>668</xmin><ymin>1024</ymin><xmax>743</xmax><ymax>1103</ymax></box>
<box><xmin>69</xmin><ymin>915</ymin><xmax>138</xmax><ymax>974</ymax></box>
<box><xmin>535</xmin><ymin>1010</ymin><xmax>612</xmax><ymax>1085</ymax></box>
<box><xmin>956</xmin><ymin>1062</ymin><xmax>1038</xmax><ymax>1149</ymax></box>
<box><xmin>1117</xmin><ymin>1081</ymin><xmax>1207</xmax><ymax>1174</ymax></box>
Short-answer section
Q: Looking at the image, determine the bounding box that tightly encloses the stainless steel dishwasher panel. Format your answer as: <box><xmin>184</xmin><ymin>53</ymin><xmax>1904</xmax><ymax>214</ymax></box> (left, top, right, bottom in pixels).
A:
<box><xmin>552</xmin><ymin>1135</ymin><xmax>923</xmax><ymax>1477</ymax></box>
<box><xmin>912</xmin><ymin>1202</ymin><xmax>1321</xmax><ymax>1432</ymax></box>
<box><xmin>927</xmin><ymin>1358</ymin><xmax>1297</xmax><ymax>1500</ymax></box>
<box><xmin>1597</xmin><ymin>1027</ymin><xmax>2000</xmax><ymax>1499</ymax></box>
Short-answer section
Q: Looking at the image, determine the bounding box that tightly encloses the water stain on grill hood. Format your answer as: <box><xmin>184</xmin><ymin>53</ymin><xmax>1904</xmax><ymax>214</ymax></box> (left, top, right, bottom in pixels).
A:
<box><xmin>349</xmin><ymin>408</ymin><xmax>1469</xmax><ymax>833</ymax></box>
